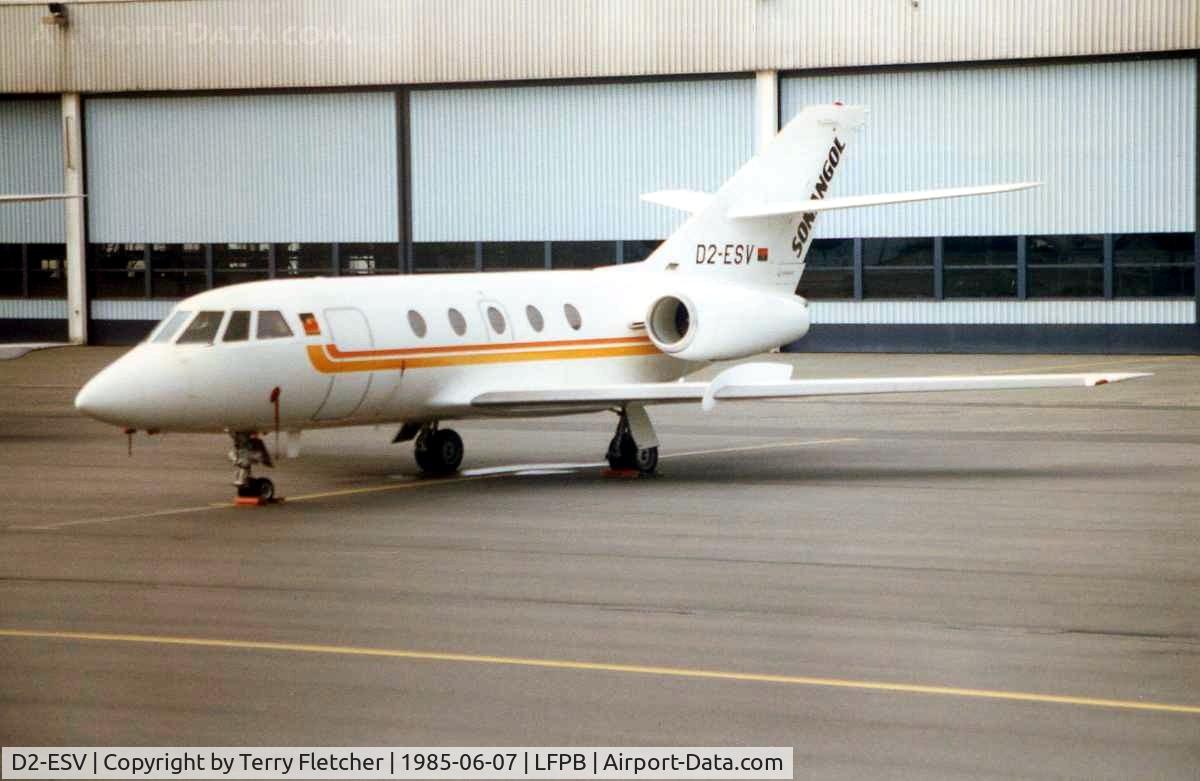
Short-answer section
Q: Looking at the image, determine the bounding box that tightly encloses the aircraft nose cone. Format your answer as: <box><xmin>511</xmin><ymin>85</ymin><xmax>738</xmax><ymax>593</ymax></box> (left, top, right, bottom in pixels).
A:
<box><xmin>75</xmin><ymin>368</ymin><xmax>128</xmax><ymax>424</ymax></box>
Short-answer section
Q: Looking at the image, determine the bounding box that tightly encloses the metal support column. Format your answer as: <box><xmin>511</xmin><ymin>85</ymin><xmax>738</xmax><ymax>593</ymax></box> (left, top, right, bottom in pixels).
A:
<box><xmin>143</xmin><ymin>244</ymin><xmax>152</xmax><ymax>298</ymax></box>
<box><xmin>397</xmin><ymin>89</ymin><xmax>413</xmax><ymax>275</ymax></box>
<box><xmin>62</xmin><ymin>93</ymin><xmax>86</xmax><ymax>344</ymax></box>
<box><xmin>933</xmin><ymin>236</ymin><xmax>944</xmax><ymax>300</ymax></box>
<box><xmin>1017</xmin><ymin>235</ymin><xmax>1028</xmax><ymax>299</ymax></box>
<box><xmin>1103</xmin><ymin>233</ymin><xmax>1114</xmax><ymax>299</ymax></box>
<box><xmin>754</xmin><ymin>70</ymin><xmax>779</xmax><ymax>154</ymax></box>
<box><xmin>852</xmin><ymin>237</ymin><xmax>863</xmax><ymax>300</ymax></box>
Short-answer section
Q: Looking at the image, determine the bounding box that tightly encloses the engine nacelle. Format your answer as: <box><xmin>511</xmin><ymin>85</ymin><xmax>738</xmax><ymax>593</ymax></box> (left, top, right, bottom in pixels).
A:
<box><xmin>645</xmin><ymin>281</ymin><xmax>811</xmax><ymax>361</ymax></box>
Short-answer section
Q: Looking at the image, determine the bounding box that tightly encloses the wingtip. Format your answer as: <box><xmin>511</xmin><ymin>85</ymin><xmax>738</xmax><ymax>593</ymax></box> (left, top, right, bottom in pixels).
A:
<box><xmin>1087</xmin><ymin>372</ymin><xmax>1153</xmax><ymax>386</ymax></box>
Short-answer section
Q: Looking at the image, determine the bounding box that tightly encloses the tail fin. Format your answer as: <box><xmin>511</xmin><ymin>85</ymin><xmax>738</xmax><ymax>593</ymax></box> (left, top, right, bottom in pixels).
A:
<box><xmin>641</xmin><ymin>103</ymin><xmax>867</xmax><ymax>294</ymax></box>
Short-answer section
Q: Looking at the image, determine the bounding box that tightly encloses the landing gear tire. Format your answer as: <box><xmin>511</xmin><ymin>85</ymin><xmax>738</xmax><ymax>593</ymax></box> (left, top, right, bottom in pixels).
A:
<box><xmin>238</xmin><ymin>476</ymin><xmax>275</xmax><ymax>501</ymax></box>
<box><xmin>415</xmin><ymin>427</ymin><xmax>463</xmax><ymax>476</ymax></box>
<box><xmin>632</xmin><ymin>445</ymin><xmax>659</xmax><ymax>474</ymax></box>
<box><xmin>606</xmin><ymin>421</ymin><xmax>658</xmax><ymax>475</ymax></box>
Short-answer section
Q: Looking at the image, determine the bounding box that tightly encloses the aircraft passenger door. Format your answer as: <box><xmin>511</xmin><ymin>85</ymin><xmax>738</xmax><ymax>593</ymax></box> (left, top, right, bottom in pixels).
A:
<box><xmin>477</xmin><ymin>300</ymin><xmax>515</xmax><ymax>342</ymax></box>
<box><xmin>313</xmin><ymin>307</ymin><xmax>373</xmax><ymax>420</ymax></box>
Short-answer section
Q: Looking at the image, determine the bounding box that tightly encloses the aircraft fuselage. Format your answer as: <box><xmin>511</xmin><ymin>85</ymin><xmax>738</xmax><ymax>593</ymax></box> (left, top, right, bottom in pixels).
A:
<box><xmin>76</xmin><ymin>267</ymin><xmax>694</xmax><ymax>433</ymax></box>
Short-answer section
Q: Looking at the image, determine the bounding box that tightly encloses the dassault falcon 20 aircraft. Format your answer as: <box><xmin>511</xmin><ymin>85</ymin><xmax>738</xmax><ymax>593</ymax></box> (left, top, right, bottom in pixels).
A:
<box><xmin>75</xmin><ymin>104</ymin><xmax>1147</xmax><ymax>500</ymax></box>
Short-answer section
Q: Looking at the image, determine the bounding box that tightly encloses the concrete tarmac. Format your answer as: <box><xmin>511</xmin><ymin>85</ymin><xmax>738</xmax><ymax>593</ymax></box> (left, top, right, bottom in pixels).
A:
<box><xmin>1</xmin><ymin>347</ymin><xmax>1197</xmax><ymax>779</ymax></box>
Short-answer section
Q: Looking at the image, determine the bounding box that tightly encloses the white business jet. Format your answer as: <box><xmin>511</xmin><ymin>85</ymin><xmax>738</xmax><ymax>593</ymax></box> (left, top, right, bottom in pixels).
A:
<box><xmin>74</xmin><ymin>105</ymin><xmax>1146</xmax><ymax>500</ymax></box>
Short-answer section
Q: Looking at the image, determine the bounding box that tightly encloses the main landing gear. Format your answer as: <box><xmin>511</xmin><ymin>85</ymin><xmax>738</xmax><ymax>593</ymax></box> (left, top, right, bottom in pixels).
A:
<box><xmin>230</xmin><ymin>432</ymin><xmax>276</xmax><ymax>502</ymax></box>
<box><xmin>396</xmin><ymin>409</ymin><xmax>658</xmax><ymax>479</ymax></box>
<box><xmin>413</xmin><ymin>423</ymin><xmax>464</xmax><ymax>476</ymax></box>
<box><xmin>606</xmin><ymin>405</ymin><xmax>659</xmax><ymax>475</ymax></box>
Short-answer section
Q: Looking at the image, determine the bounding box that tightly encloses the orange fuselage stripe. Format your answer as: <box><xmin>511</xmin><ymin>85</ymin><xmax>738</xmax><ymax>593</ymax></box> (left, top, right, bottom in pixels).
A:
<box><xmin>306</xmin><ymin>340</ymin><xmax>662</xmax><ymax>374</ymax></box>
<box><xmin>326</xmin><ymin>334</ymin><xmax>651</xmax><ymax>359</ymax></box>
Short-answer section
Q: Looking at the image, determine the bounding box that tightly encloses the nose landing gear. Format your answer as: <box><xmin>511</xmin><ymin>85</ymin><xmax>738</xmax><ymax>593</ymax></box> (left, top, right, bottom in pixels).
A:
<box><xmin>230</xmin><ymin>432</ymin><xmax>277</xmax><ymax>504</ymax></box>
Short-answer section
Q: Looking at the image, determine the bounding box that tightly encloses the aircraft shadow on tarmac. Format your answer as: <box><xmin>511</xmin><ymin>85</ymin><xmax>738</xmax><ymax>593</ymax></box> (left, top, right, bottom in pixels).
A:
<box><xmin>300</xmin><ymin>458</ymin><xmax>1158</xmax><ymax>492</ymax></box>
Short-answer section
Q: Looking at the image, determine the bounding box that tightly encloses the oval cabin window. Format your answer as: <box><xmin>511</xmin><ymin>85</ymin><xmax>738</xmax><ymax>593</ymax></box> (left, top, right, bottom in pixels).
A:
<box><xmin>563</xmin><ymin>303</ymin><xmax>582</xmax><ymax>331</ymax></box>
<box><xmin>447</xmin><ymin>307</ymin><xmax>467</xmax><ymax>336</ymax></box>
<box><xmin>407</xmin><ymin>310</ymin><xmax>427</xmax><ymax>338</ymax></box>
<box><xmin>487</xmin><ymin>306</ymin><xmax>506</xmax><ymax>335</ymax></box>
<box><xmin>525</xmin><ymin>305</ymin><xmax>544</xmax><ymax>332</ymax></box>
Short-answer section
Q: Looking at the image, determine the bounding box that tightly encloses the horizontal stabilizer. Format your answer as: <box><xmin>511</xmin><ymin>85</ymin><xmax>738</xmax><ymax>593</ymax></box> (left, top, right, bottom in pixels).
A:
<box><xmin>472</xmin><ymin>370</ymin><xmax>1149</xmax><ymax>413</ymax></box>
<box><xmin>0</xmin><ymin>193</ymin><xmax>86</xmax><ymax>204</ymax></box>
<box><xmin>640</xmin><ymin>189</ymin><xmax>712</xmax><ymax>214</ymax></box>
<box><xmin>727</xmin><ymin>181</ymin><xmax>1039</xmax><ymax>219</ymax></box>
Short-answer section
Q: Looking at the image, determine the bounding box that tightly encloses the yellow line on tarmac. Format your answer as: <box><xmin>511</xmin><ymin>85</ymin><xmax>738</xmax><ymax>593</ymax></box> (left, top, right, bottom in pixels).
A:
<box><xmin>285</xmin><ymin>473</ymin><xmax>503</xmax><ymax>502</ymax></box>
<box><xmin>2</xmin><ymin>628</ymin><xmax>1196</xmax><ymax>716</ymax></box>
<box><xmin>662</xmin><ymin>437</ymin><xmax>859</xmax><ymax>460</ymax></box>
<box><xmin>15</xmin><ymin>504</ymin><xmax>228</xmax><ymax>531</ymax></box>
<box><xmin>11</xmin><ymin>474</ymin><xmax>506</xmax><ymax>530</ymax></box>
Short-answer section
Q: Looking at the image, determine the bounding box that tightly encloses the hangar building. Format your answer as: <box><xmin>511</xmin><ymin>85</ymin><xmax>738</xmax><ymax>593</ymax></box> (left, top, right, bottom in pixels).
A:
<box><xmin>0</xmin><ymin>0</ymin><xmax>1196</xmax><ymax>352</ymax></box>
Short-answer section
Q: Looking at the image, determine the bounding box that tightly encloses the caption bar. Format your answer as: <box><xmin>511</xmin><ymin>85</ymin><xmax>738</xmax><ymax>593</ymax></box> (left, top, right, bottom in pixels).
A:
<box><xmin>2</xmin><ymin>748</ymin><xmax>791</xmax><ymax>780</ymax></box>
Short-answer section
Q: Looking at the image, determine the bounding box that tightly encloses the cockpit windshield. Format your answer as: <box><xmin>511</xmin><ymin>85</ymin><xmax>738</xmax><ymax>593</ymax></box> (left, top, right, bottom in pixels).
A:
<box><xmin>149</xmin><ymin>310</ymin><xmax>192</xmax><ymax>343</ymax></box>
<box><xmin>176</xmin><ymin>311</ymin><xmax>226</xmax><ymax>344</ymax></box>
<box><xmin>223</xmin><ymin>310</ymin><xmax>251</xmax><ymax>342</ymax></box>
<box><xmin>152</xmin><ymin>309</ymin><xmax>298</xmax><ymax>346</ymax></box>
<box><xmin>257</xmin><ymin>310</ymin><xmax>294</xmax><ymax>339</ymax></box>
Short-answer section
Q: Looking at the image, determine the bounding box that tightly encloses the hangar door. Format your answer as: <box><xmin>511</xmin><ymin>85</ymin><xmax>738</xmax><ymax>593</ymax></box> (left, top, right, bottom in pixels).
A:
<box><xmin>0</xmin><ymin>100</ymin><xmax>68</xmax><ymax>334</ymax></box>
<box><xmin>0</xmin><ymin>100</ymin><xmax>63</xmax><ymax>245</ymax></box>
<box><xmin>85</xmin><ymin>92</ymin><xmax>400</xmax><ymax>244</ymax></box>
<box><xmin>781</xmin><ymin>58</ymin><xmax>1196</xmax><ymax>238</ymax></box>
<box><xmin>410</xmin><ymin>79</ymin><xmax>756</xmax><ymax>243</ymax></box>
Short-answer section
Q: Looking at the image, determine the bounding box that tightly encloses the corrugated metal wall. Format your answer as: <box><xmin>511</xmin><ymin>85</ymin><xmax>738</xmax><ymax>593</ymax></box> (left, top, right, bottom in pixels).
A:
<box><xmin>781</xmin><ymin>58</ymin><xmax>1197</xmax><ymax>237</ymax></box>
<box><xmin>0</xmin><ymin>298</ymin><xmax>67</xmax><ymax>319</ymax></box>
<box><xmin>809</xmin><ymin>300</ymin><xmax>1194</xmax><ymax>325</ymax></box>
<box><xmin>90</xmin><ymin>299</ymin><xmax>174</xmax><ymax>321</ymax></box>
<box><xmin>85</xmin><ymin>92</ymin><xmax>399</xmax><ymax>243</ymax></box>
<box><xmin>0</xmin><ymin>1</ymin><xmax>1196</xmax><ymax>93</ymax></box>
<box><xmin>411</xmin><ymin>80</ymin><xmax>754</xmax><ymax>241</ymax></box>
<box><xmin>0</xmin><ymin>99</ymin><xmax>64</xmax><ymax>243</ymax></box>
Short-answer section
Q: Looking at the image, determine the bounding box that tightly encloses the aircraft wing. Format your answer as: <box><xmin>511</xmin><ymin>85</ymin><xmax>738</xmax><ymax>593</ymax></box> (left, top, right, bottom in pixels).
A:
<box><xmin>471</xmin><ymin>364</ymin><xmax>1151</xmax><ymax>413</ymax></box>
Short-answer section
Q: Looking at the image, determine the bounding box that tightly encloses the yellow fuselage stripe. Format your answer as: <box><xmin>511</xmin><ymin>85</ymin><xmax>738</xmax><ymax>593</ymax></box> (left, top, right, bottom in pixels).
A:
<box><xmin>307</xmin><ymin>341</ymin><xmax>662</xmax><ymax>374</ymax></box>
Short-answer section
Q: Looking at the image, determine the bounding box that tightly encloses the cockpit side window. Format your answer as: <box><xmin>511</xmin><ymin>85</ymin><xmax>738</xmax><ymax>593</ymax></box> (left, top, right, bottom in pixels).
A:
<box><xmin>150</xmin><ymin>310</ymin><xmax>192</xmax><ymax>343</ymax></box>
<box><xmin>223</xmin><ymin>310</ymin><xmax>251</xmax><ymax>342</ymax></box>
<box><xmin>176</xmin><ymin>311</ymin><xmax>226</xmax><ymax>344</ymax></box>
<box><xmin>257</xmin><ymin>310</ymin><xmax>294</xmax><ymax>340</ymax></box>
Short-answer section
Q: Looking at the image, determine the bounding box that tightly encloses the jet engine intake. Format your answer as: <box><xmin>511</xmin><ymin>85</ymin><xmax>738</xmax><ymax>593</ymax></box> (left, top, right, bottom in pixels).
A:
<box><xmin>644</xmin><ymin>282</ymin><xmax>810</xmax><ymax>361</ymax></box>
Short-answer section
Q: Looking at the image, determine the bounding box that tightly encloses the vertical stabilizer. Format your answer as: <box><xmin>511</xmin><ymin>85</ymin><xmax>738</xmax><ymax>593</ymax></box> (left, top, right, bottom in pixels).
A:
<box><xmin>642</xmin><ymin>104</ymin><xmax>867</xmax><ymax>293</ymax></box>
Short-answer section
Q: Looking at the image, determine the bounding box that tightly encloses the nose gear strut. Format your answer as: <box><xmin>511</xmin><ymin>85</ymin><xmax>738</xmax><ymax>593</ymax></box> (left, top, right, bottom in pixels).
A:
<box><xmin>230</xmin><ymin>432</ymin><xmax>277</xmax><ymax>503</ymax></box>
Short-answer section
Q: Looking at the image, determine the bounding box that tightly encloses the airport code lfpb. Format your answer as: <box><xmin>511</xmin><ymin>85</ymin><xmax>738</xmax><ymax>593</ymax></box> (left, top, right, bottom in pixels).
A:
<box><xmin>1</xmin><ymin>748</ymin><xmax>792</xmax><ymax>780</ymax></box>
